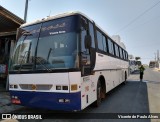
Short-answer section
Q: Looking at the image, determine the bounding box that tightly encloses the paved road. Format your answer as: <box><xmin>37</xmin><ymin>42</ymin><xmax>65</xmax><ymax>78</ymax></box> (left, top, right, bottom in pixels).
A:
<box><xmin>128</xmin><ymin>67</ymin><xmax>160</xmax><ymax>82</ymax></box>
<box><xmin>144</xmin><ymin>68</ymin><xmax>160</xmax><ymax>82</ymax></box>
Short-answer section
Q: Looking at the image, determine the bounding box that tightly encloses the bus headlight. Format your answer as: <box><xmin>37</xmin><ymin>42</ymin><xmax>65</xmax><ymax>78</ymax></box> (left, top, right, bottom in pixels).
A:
<box><xmin>9</xmin><ymin>84</ymin><xmax>14</xmax><ymax>88</ymax></box>
<box><xmin>62</xmin><ymin>86</ymin><xmax>68</xmax><ymax>90</ymax></box>
<box><xmin>9</xmin><ymin>84</ymin><xmax>18</xmax><ymax>89</ymax></box>
<box><xmin>56</xmin><ymin>85</ymin><xmax>68</xmax><ymax>90</ymax></box>
<box><xmin>56</xmin><ymin>86</ymin><xmax>61</xmax><ymax>90</ymax></box>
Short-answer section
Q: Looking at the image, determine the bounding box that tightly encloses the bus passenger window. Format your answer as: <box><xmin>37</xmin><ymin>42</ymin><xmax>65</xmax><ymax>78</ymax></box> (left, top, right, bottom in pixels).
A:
<box><xmin>102</xmin><ymin>35</ymin><xmax>107</xmax><ymax>52</ymax></box>
<box><xmin>81</xmin><ymin>29</ymin><xmax>87</xmax><ymax>52</ymax></box>
<box><xmin>96</xmin><ymin>30</ymin><xmax>103</xmax><ymax>51</ymax></box>
<box><xmin>89</xmin><ymin>22</ymin><xmax>95</xmax><ymax>48</ymax></box>
<box><xmin>108</xmin><ymin>38</ymin><xmax>114</xmax><ymax>55</ymax></box>
<box><xmin>115</xmin><ymin>44</ymin><xmax>120</xmax><ymax>57</ymax></box>
<box><xmin>119</xmin><ymin>48</ymin><xmax>123</xmax><ymax>59</ymax></box>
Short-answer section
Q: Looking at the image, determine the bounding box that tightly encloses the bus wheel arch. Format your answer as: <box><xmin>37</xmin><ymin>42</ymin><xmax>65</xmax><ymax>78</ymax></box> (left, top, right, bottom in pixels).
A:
<box><xmin>99</xmin><ymin>75</ymin><xmax>106</xmax><ymax>99</ymax></box>
<box><xmin>93</xmin><ymin>75</ymin><xmax>106</xmax><ymax>107</ymax></box>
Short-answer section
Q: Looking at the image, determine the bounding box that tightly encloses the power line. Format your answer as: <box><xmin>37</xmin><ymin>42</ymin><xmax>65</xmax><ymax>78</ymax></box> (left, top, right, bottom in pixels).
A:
<box><xmin>125</xmin><ymin>15</ymin><xmax>160</xmax><ymax>33</ymax></box>
<box><xmin>115</xmin><ymin>0</ymin><xmax>160</xmax><ymax>34</ymax></box>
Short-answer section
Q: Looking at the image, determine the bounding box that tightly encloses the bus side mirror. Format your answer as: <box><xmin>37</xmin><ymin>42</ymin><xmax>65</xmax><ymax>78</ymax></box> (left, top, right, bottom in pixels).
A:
<box><xmin>85</xmin><ymin>35</ymin><xmax>91</xmax><ymax>49</ymax></box>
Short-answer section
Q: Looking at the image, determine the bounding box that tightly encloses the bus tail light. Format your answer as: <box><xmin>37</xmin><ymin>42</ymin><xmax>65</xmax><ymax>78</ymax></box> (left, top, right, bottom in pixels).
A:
<box><xmin>71</xmin><ymin>84</ymin><xmax>78</xmax><ymax>91</ymax></box>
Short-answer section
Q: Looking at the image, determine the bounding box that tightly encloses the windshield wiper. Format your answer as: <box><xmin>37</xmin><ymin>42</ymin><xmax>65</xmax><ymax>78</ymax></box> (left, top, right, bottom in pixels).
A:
<box><xmin>47</xmin><ymin>48</ymin><xmax>54</xmax><ymax>61</ymax></box>
<box><xmin>18</xmin><ymin>51</ymin><xmax>30</xmax><ymax>72</ymax></box>
<box><xmin>36</xmin><ymin>57</ymin><xmax>52</xmax><ymax>72</ymax></box>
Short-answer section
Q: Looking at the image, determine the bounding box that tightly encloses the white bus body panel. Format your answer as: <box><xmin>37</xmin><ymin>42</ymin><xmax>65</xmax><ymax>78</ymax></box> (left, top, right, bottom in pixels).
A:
<box><xmin>9</xmin><ymin>72</ymin><xmax>80</xmax><ymax>93</ymax></box>
<box><xmin>80</xmin><ymin>52</ymin><xmax>129</xmax><ymax>109</ymax></box>
<box><xmin>94</xmin><ymin>53</ymin><xmax>128</xmax><ymax>70</ymax></box>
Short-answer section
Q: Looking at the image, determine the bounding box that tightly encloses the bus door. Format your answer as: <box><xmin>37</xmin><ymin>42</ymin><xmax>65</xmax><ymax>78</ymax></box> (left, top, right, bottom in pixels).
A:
<box><xmin>80</xmin><ymin>17</ymin><xmax>96</xmax><ymax>76</ymax></box>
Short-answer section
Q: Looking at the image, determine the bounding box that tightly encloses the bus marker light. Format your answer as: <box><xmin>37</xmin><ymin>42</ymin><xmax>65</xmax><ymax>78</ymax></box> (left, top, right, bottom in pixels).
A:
<box><xmin>71</xmin><ymin>84</ymin><xmax>77</xmax><ymax>91</ymax></box>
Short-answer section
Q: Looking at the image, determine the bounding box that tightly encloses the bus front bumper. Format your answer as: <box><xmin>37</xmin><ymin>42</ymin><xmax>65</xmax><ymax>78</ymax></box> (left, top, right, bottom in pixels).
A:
<box><xmin>10</xmin><ymin>91</ymin><xmax>81</xmax><ymax>111</ymax></box>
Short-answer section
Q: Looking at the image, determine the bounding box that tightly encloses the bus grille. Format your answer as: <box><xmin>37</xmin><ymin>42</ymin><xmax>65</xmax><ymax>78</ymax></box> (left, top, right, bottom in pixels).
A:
<box><xmin>19</xmin><ymin>84</ymin><xmax>53</xmax><ymax>90</ymax></box>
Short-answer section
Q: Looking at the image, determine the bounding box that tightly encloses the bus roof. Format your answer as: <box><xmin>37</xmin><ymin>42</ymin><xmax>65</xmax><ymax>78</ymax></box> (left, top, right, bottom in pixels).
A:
<box><xmin>20</xmin><ymin>11</ymin><xmax>126</xmax><ymax>51</ymax></box>
<box><xmin>21</xmin><ymin>11</ymin><xmax>94</xmax><ymax>27</ymax></box>
<box><xmin>20</xmin><ymin>11</ymin><xmax>111</xmax><ymax>37</ymax></box>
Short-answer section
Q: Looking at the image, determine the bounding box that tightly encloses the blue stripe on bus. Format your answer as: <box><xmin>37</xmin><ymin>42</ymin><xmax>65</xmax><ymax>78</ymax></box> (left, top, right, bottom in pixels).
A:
<box><xmin>10</xmin><ymin>91</ymin><xmax>81</xmax><ymax>111</ymax></box>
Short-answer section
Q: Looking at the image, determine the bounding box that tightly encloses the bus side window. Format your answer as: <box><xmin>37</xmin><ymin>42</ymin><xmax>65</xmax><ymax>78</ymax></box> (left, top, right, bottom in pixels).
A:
<box><xmin>115</xmin><ymin>44</ymin><xmax>120</xmax><ymax>57</ymax></box>
<box><xmin>121</xmin><ymin>49</ymin><xmax>124</xmax><ymax>59</ymax></box>
<box><xmin>122</xmin><ymin>50</ymin><xmax>125</xmax><ymax>59</ymax></box>
<box><xmin>123</xmin><ymin>51</ymin><xmax>126</xmax><ymax>60</ymax></box>
<box><xmin>96</xmin><ymin>30</ymin><xmax>103</xmax><ymax>51</ymax></box>
<box><xmin>124</xmin><ymin>51</ymin><xmax>127</xmax><ymax>60</ymax></box>
<box><xmin>80</xmin><ymin>17</ymin><xmax>91</xmax><ymax>67</ymax></box>
<box><xmin>119</xmin><ymin>47</ymin><xmax>123</xmax><ymax>59</ymax></box>
<box><xmin>102</xmin><ymin>35</ymin><xmax>108</xmax><ymax>53</ymax></box>
<box><xmin>108</xmin><ymin>38</ymin><xmax>114</xmax><ymax>55</ymax></box>
<box><xmin>81</xmin><ymin>26</ymin><xmax>87</xmax><ymax>52</ymax></box>
<box><xmin>89</xmin><ymin>22</ymin><xmax>95</xmax><ymax>48</ymax></box>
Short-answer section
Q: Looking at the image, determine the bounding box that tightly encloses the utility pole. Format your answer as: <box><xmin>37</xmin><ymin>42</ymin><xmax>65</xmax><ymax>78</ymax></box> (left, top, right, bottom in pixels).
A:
<box><xmin>157</xmin><ymin>50</ymin><xmax>159</xmax><ymax>61</ymax></box>
<box><xmin>154</xmin><ymin>52</ymin><xmax>157</xmax><ymax>61</ymax></box>
<box><xmin>24</xmin><ymin>0</ymin><xmax>29</xmax><ymax>22</ymax></box>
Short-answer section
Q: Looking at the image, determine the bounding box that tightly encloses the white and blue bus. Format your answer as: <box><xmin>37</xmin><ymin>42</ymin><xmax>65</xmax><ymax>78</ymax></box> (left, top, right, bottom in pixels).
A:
<box><xmin>9</xmin><ymin>12</ymin><xmax>129</xmax><ymax>111</ymax></box>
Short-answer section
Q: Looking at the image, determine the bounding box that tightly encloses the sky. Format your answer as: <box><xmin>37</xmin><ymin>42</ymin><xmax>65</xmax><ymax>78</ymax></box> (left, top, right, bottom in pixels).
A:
<box><xmin>0</xmin><ymin>0</ymin><xmax>160</xmax><ymax>64</ymax></box>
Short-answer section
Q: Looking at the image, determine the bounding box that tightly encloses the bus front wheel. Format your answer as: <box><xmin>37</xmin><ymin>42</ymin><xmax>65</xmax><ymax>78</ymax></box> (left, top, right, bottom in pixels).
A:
<box><xmin>93</xmin><ymin>80</ymin><xmax>102</xmax><ymax>107</ymax></box>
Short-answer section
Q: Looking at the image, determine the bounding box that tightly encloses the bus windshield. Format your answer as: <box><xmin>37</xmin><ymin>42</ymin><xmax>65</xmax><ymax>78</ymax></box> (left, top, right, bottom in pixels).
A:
<box><xmin>10</xmin><ymin>16</ymin><xmax>79</xmax><ymax>72</ymax></box>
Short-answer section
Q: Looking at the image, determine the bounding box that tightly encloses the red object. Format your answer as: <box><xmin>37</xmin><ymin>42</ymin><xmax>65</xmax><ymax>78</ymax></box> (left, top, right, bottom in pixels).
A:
<box><xmin>11</xmin><ymin>99</ymin><xmax>21</xmax><ymax>104</ymax></box>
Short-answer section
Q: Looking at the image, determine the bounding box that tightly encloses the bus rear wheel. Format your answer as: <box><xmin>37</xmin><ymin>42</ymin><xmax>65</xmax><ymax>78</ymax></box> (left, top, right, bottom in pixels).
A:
<box><xmin>123</xmin><ymin>72</ymin><xmax>127</xmax><ymax>85</ymax></box>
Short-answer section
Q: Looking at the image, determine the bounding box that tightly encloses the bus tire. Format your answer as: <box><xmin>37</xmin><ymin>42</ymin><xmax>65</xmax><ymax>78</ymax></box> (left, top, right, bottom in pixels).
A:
<box><xmin>123</xmin><ymin>72</ymin><xmax>127</xmax><ymax>85</ymax></box>
<box><xmin>93</xmin><ymin>80</ymin><xmax>102</xmax><ymax>107</ymax></box>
